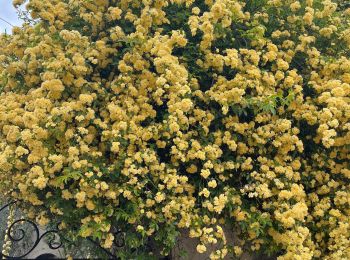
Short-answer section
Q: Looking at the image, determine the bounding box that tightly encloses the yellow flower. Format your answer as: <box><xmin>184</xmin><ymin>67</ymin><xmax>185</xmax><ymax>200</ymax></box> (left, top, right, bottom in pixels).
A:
<box><xmin>15</xmin><ymin>146</ymin><xmax>29</xmax><ymax>157</ymax></box>
<box><xmin>41</xmin><ymin>79</ymin><xmax>65</xmax><ymax>99</ymax></box>
<box><xmin>79</xmin><ymin>94</ymin><xmax>94</xmax><ymax>105</ymax></box>
<box><xmin>100</xmin><ymin>182</ymin><xmax>109</xmax><ymax>191</ymax></box>
<box><xmin>62</xmin><ymin>190</ymin><xmax>73</xmax><ymax>200</ymax></box>
<box><xmin>111</xmin><ymin>142</ymin><xmax>120</xmax><ymax>153</ymax></box>
<box><xmin>136</xmin><ymin>225</ymin><xmax>144</xmax><ymax>232</ymax></box>
<box><xmin>12</xmin><ymin>0</ymin><xmax>24</xmax><ymax>6</ymax></box>
<box><xmin>37</xmin><ymin>214</ymin><xmax>49</xmax><ymax>226</ymax></box>
<box><xmin>201</xmin><ymin>169</ymin><xmax>211</xmax><ymax>179</ymax></box>
<box><xmin>76</xmin><ymin>191</ymin><xmax>86</xmax><ymax>203</ymax></box>
<box><xmin>200</xmin><ymin>188</ymin><xmax>210</xmax><ymax>198</ymax></box>
<box><xmin>192</xmin><ymin>7</ymin><xmax>200</xmax><ymax>15</ymax></box>
<box><xmin>276</xmin><ymin>59</ymin><xmax>289</xmax><ymax>71</ymax></box>
<box><xmin>233</xmin><ymin>246</ymin><xmax>242</xmax><ymax>256</ymax></box>
<box><xmin>86</xmin><ymin>200</ymin><xmax>95</xmax><ymax>211</ymax></box>
<box><xmin>290</xmin><ymin>1</ymin><xmax>301</xmax><ymax>12</ymax></box>
<box><xmin>196</xmin><ymin>244</ymin><xmax>207</xmax><ymax>254</ymax></box>
<box><xmin>103</xmin><ymin>233</ymin><xmax>114</xmax><ymax>249</ymax></box>
<box><xmin>208</xmin><ymin>180</ymin><xmax>217</xmax><ymax>188</ymax></box>
<box><xmin>303</xmin><ymin>12</ymin><xmax>314</xmax><ymax>25</ymax></box>
<box><xmin>32</xmin><ymin>176</ymin><xmax>48</xmax><ymax>190</ymax></box>
<box><xmin>155</xmin><ymin>192</ymin><xmax>165</xmax><ymax>203</ymax></box>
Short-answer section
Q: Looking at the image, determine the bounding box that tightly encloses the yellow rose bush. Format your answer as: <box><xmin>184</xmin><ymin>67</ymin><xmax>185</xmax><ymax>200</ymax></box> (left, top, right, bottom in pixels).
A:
<box><xmin>0</xmin><ymin>0</ymin><xmax>349</xmax><ymax>259</ymax></box>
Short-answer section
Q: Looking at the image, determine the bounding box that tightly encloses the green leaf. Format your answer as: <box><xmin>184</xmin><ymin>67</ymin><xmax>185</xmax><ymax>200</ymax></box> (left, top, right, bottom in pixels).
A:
<box><xmin>56</xmin><ymin>170</ymin><xmax>83</xmax><ymax>184</ymax></box>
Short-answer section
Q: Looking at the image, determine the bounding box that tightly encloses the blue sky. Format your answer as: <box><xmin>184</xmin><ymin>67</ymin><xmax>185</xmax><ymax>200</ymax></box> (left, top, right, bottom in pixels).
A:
<box><xmin>0</xmin><ymin>1</ymin><xmax>23</xmax><ymax>33</ymax></box>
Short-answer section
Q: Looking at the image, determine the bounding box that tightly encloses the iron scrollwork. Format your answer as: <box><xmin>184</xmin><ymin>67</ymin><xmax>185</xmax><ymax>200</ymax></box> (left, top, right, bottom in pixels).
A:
<box><xmin>0</xmin><ymin>201</ymin><xmax>126</xmax><ymax>259</ymax></box>
<box><xmin>0</xmin><ymin>201</ymin><xmax>63</xmax><ymax>259</ymax></box>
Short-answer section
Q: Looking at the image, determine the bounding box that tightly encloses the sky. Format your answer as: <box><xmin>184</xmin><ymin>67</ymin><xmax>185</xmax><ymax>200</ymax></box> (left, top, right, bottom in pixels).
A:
<box><xmin>0</xmin><ymin>0</ymin><xmax>24</xmax><ymax>33</ymax></box>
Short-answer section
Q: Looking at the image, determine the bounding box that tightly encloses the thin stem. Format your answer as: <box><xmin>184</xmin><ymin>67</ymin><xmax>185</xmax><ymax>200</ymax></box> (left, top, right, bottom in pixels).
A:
<box><xmin>0</xmin><ymin>17</ymin><xmax>14</xmax><ymax>27</ymax></box>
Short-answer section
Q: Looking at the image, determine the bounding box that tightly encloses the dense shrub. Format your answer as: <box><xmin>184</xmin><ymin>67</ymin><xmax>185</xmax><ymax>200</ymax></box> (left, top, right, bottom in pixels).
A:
<box><xmin>0</xmin><ymin>0</ymin><xmax>349</xmax><ymax>259</ymax></box>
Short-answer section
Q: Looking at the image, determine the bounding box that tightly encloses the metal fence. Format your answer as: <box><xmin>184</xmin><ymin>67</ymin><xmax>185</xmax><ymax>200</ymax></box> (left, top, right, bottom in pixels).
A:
<box><xmin>0</xmin><ymin>201</ymin><xmax>125</xmax><ymax>259</ymax></box>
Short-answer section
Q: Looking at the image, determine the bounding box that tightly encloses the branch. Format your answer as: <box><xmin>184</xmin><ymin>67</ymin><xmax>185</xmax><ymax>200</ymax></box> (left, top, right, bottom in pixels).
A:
<box><xmin>0</xmin><ymin>17</ymin><xmax>14</xmax><ymax>27</ymax></box>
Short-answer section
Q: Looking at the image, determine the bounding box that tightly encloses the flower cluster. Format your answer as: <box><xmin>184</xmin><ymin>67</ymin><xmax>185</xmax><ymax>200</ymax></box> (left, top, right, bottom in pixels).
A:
<box><xmin>0</xmin><ymin>0</ymin><xmax>349</xmax><ymax>259</ymax></box>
